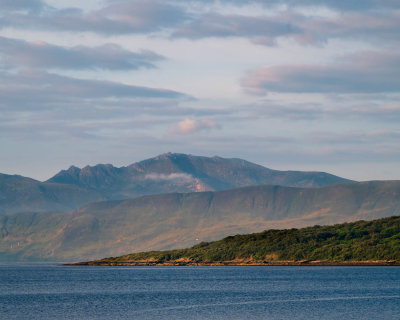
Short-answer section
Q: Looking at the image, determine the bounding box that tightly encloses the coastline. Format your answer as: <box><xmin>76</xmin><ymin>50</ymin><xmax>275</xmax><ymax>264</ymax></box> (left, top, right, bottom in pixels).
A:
<box><xmin>66</xmin><ymin>259</ymin><xmax>400</xmax><ymax>267</ymax></box>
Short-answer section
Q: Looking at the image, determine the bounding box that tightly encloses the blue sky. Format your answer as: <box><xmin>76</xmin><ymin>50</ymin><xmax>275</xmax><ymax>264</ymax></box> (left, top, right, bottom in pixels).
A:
<box><xmin>1</xmin><ymin>0</ymin><xmax>399</xmax><ymax>181</ymax></box>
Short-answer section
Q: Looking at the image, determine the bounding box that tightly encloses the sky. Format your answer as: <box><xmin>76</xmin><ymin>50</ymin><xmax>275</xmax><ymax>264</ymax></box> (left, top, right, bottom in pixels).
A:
<box><xmin>1</xmin><ymin>0</ymin><xmax>399</xmax><ymax>181</ymax></box>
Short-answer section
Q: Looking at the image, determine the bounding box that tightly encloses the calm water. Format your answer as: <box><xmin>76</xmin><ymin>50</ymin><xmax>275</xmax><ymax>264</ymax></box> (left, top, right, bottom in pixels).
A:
<box><xmin>0</xmin><ymin>265</ymin><xmax>399</xmax><ymax>319</ymax></box>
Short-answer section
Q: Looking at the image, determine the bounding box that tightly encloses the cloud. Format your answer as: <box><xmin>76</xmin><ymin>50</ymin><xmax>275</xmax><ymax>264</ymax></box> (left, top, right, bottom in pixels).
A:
<box><xmin>169</xmin><ymin>9</ymin><xmax>400</xmax><ymax>47</ymax></box>
<box><xmin>0</xmin><ymin>36</ymin><xmax>164</xmax><ymax>70</ymax></box>
<box><xmin>1</xmin><ymin>0</ymin><xmax>45</xmax><ymax>13</ymax></box>
<box><xmin>0</xmin><ymin>69</ymin><xmax>187</xmax><ymax>112</ymax></box>
<box><xmin>172</xmin><ymin>13</ymin><xmax>301</xmax><ymax>45</ymax></box>
<box><xmin>169</xmin><ymin>117</ymin><xmax>219</xmax><ymax>135</ymax></box>
<box><xmin>329</xmin><ymin>103</ymin><xmax>400</xmax><ymax>122</ymax></box>
<box><xmin>242</xmin><ymin>51</ymin><xmax>400</xmax><ymax>94</ymax></box>
<box><xmin>144</xmin><ymin>173</ymin><xmax>193</xmax><ymax>181</ymax></box>
<box><xmin>191</xmin><ymin>0</ymin><xmax>400</xmax><ymax>11</ymax></box>
<box><xmin>285</xmin><ymin>0</ymin><xmax>400</xmax><ymax>11</ymax></box>
<box><xmin>307</xmin><ymin>130</ymin><xmax>400</xmax><ymax>156</ymax></box>
<box><xmin>246</xmin><ymin>99</ymin><xmax>400</xmax><ymax>122</ymax></box>
<box><xmin>248</xmin><ymin>101</ymin><xmax>324</xmax><ymax>120</ymax></box>
<box><xmin>0</xmin><ymin>0</ymin><xmax>188</xmax><ymax>34</ymax></box>
<box><xmin>1</xmin><ymin>1</ymin><xmax>399</xmax><ymax>48</ymax></box>
<box><xmin>294</xmin><ymin>10</ymin><xmax>400</xmax><ymax>45</ymax></box>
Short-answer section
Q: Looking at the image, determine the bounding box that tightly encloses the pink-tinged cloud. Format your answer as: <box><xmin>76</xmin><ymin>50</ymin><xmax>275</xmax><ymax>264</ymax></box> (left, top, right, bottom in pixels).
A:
<box><xmin>170</xmin><ymin>118</ymin><xmax>219</xmax><ymax>135</ymax></box>
<box><xmin>242</xmin><ymin>51</ymin><xmax>400</xmax><ymax>94</ymax></box>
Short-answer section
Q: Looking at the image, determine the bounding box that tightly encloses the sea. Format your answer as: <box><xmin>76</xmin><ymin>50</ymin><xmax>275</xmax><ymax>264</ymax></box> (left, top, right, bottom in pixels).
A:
<box><xmin>1</xmin><ymin>265</ymin><xmax>399</xmax><ymax>319</ymax></box>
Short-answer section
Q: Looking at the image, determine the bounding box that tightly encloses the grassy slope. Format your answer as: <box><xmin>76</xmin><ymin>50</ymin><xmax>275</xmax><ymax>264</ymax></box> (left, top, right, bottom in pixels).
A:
<box><xmin>105</xmin><ymin>216</ymin><xmax>400</xmax><ymax>263</ymax></box>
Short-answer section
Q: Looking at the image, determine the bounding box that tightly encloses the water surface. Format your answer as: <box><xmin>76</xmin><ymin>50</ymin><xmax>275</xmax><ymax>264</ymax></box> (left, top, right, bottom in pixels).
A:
<box><xmin>1</xmin><ymin>265</ymin><xmax>399</xmax><ymax>319</ymax></box>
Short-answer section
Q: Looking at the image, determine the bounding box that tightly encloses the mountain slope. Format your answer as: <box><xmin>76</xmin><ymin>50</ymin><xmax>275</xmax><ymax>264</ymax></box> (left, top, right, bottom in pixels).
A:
<box><xmin>0</xmin><ymin>173</ymin><xmax>104</xmax><ymax>215</ymax></box>
<box><xmin>1</xmin><ymin>180</ymin><xmax>399</xmax><ymax>262</ymax></box>
<box><xmin>47</xmin><ymin>153</ymin><xmax>352</xmax><ymax>199</ymax></box>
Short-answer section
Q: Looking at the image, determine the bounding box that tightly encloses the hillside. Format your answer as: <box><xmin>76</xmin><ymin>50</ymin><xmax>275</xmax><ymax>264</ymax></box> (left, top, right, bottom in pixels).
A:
<box><xmin>0</xmin><ymin>173</ymin><xmax>104</xmax><ymax>215</ymax></box>
<box><xmin>47</xmin><ymin>153</ymin><xmax>352</xmax><ymax>199</ymax></box>
<box><xmin>1</xmin><ymin>180</ymin><xmax>399</xmax><ymax>262</ymax></box>
<box><xmin>85</xmin><ymin>216</ymin><xmax>400</xmax><ymax>265</ymax></box>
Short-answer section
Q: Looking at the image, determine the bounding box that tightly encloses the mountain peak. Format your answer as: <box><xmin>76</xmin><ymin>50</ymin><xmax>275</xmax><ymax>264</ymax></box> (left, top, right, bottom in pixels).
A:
<box><xmin>155</xmin><ymin>152</ymin><xmax>191</xmax><ymax>159</ymax></box>
<box><xmin>67</xmin><ymin>165</ymin><xmax>80</xmax><ymax>171</ymax></box>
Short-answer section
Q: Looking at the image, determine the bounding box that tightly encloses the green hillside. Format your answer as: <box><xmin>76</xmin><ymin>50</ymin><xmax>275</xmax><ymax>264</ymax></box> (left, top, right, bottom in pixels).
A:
<box><xmin>95</xmin><ymin>216</ymin><xmax>400</xmax><ymax>265</ymax></box>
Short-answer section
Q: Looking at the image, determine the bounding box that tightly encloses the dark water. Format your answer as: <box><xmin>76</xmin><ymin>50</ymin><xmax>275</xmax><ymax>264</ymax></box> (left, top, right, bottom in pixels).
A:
<box><xmin>1</xmin><ymin>265</ymin><xmax>399</xmax><ymax>319</ymax></box>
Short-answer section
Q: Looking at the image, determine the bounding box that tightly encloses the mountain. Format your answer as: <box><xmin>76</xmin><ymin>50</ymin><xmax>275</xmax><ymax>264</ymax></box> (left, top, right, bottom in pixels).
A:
<box><xmin>0</xmin><ymin>173</ymin><xmax>104</xmax><ymax>215</ymax></box>
<box><xmin>47</xmin><ymin>153</ymin><xmax>352</xmax><ymax>199</ymax></box>
<box><xmin>81</xmin><ymin>216</ymin><xmax>400</xmax><ymax>266</ymax></box>
<box><xmin>0</xmin><ymin>153</ymin><xmax>351</xmax><ymax>216</ymax></box>
<box><xmin>1</xmin><ymin>180</ymin><xmax>399</xmax><ymax>262</ymax></box>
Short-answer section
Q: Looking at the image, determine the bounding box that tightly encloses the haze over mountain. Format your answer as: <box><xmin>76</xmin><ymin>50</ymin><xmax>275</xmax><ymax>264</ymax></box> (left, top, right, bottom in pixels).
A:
<box><xmin>1</xmin><ymin>180</ymin><xmax>399</xmax><ymax>262</ymax></box>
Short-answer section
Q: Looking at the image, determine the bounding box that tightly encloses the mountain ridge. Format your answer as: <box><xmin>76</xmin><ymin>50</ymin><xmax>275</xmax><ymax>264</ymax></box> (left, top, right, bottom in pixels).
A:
<box><xmin>0</xmin><ymin>152</ymin><xmax>352</xmax><ymax>216</ymax></box>
<box><xmin>47</xmin><ymin>152</ymin><xmax>353</xmax><ymax>197</ymax></box>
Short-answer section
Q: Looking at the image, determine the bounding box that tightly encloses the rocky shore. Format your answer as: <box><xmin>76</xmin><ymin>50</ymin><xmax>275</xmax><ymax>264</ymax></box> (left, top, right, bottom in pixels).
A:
<box><xmin>67</xmin><ymin>258</ymin><xmax>400</xmax><ymax>267</ymax></box>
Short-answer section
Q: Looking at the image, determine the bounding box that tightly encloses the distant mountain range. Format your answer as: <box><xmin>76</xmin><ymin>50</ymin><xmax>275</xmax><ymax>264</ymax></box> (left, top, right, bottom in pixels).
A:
<box><xmin>1</xmin><ymin>180</ymin><xmax>399</xmax><ymax>262</ymax></box>
<box><xmin>0</xmin><ymin>153</ymin><xmax>352</xmax><ymax>215</ymax></box>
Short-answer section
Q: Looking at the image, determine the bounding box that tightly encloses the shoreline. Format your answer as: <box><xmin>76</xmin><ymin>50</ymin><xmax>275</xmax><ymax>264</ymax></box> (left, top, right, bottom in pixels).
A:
<box><xmin>66</xmin><ymin>260</ymin><xmax>400</xmax><ymax>267</ymax></box>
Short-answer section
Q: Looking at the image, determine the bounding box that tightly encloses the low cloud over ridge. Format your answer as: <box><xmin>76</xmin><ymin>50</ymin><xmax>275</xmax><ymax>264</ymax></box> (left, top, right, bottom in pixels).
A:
<box><xmin>144</xmin><ymin>173</ymin><xmax>193</xmax><ymax>181</ymax></box>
